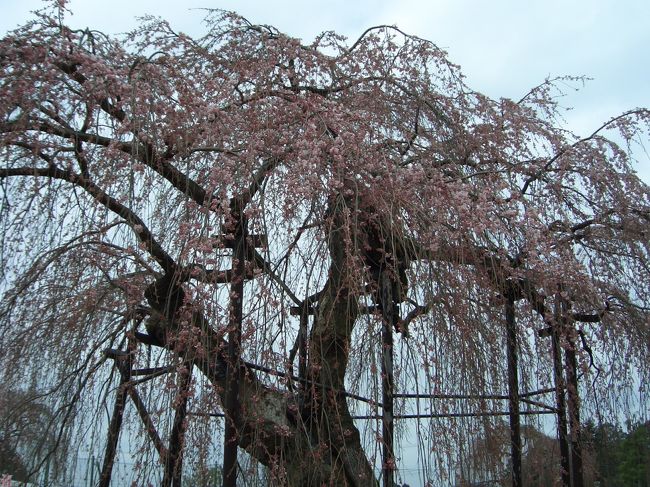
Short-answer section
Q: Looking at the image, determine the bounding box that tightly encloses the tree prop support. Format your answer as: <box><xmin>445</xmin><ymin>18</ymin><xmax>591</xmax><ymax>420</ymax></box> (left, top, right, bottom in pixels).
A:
<box><xmin>381</xmin><ymin>273</ymin><xmax>396</xmax><ymax>487</ymax></box>
<box><xmin>98</xmin><ymin>351</ymin><xmax>131</xmax><ymax>487</ymax></box>
<box><xmin>221</xmin><ymin>210</ymin><xmax>266</xmax><ymax>487</ymax></box>
<box><xmin>505</xmin><ymin>294</ymin><xmax>522</xmax><ymax>487</ymax></box>
<box><xmin>101</xmin><ymin>349</ymin><xmax>196</xmax><ymax>486</ymax></box>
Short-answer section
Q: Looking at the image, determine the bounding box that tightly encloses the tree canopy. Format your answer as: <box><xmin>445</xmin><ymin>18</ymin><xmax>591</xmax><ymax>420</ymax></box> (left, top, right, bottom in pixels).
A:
<box><xmin>1</xmin><ymin>3</ymin><xmax>649</xmax><ymax>485</ymax></box>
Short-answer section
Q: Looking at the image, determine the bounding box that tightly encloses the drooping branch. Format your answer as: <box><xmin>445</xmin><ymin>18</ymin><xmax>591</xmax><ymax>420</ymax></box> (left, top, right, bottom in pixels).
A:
<box><xmin>1</xmin><ymin>164</ymin><xmax>176</xmax><ymax>273</ymax></box>
<box><xmin>519</xmin><ymin>109</ymin><xmax>650</xmax><ymax>196</ymax></box>
<box><xmin>410</xmin><ymin>237</ymin><xmax>615</xmax><ymax>324</ymax></box>
<box><xmin>138</xmin><ymin>273</ymin><xmax>303</xmax><ymax>470</ymax></box>
<box><xmin>52</xmin><ymin>58</ymin><xmax>214</xmax><ymax>206</ymax></box>
<box><xmin>1</xmin><ymin>119</ymin><xmax>211</xmax><ymax>208</ymax></box>
<box><xmin>53</xmin><ymin>59</ymin><xmax>127</xmax><ymax>122</ymax></box>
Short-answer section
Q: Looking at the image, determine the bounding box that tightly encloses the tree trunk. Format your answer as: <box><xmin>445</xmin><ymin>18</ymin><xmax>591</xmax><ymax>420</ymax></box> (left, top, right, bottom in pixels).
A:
<box><xmin>140</xmin><ymin>198</ymin><xmax>378</xmax><ymax>486</ymax></box>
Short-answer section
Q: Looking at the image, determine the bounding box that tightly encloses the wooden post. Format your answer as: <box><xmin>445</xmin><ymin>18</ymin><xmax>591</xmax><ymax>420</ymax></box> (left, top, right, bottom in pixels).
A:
<box><xmin>298</xmin><ymin>302</ymin><xmax>309</xmax><ymax>388</ymax></box>
<box><xmin>505</xmin><ymin>294</ymin><xmax>522</xmax><ymax>487</ymax></box>
<box><xmin>127</xmin><ymin>387</ymin><xmax>168</xmax><ymax>460</ymax></box>
<box><xmin>565</xmin><ymin>329</ymin><xmax>584</xmax><ymax>487</ymax></box>
<box><xmin>218</xmin><ymin>211</ymin><xmax>266</xmax><ymax>487</ymax></box>
<box><xmin>553</xmin><ymin>296</ymin><xmax>571</xmax><ymax>486</ymax></box>
<box><xmin>380</xmin><ymin>273</ymin><xmax>395</xmax><ymax>487</ymax></box>
<box><xmin>99</xmin><ymin>353</ymin><xmax>131</xmax><ymax>487</ymax></box>
<box><xmin>222</xmin><ymin>213</ymin><xmax>247</xmax><ymax>487</ymax></box>
<box><xmin>162</xmin><ymin>365</ymin><xmax>193</xmax><ymax>487</ymax></box>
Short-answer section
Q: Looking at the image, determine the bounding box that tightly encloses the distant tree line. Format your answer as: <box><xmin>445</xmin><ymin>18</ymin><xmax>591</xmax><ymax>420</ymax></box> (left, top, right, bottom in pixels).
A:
<box><xmin>455</xmin><ymin>419</ymin><xmax>649</xmax><ymax>487</ymax></box>
<box><xmin>583</xmin><ymin>420</ymin><xmax>650</xmax><ymax>487</ymax></box>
